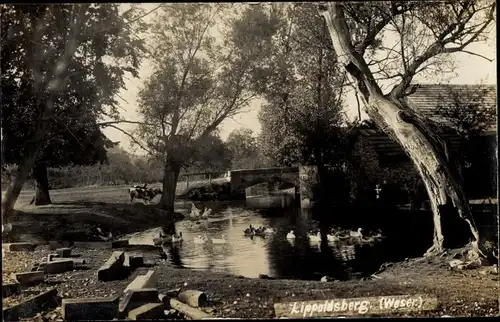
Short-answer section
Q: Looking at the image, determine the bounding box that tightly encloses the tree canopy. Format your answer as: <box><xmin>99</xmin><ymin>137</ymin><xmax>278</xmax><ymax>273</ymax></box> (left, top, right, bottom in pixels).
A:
<box><xmin>226</xmin><ymin>128</ymin><xmax>263</xmax><ymax>169</ymax></box>
<box><xmin>247</xmin><ymin>3</ymin><xmax>347</xmax><ymax>167</ymax></box>
<box><xmin>1</xmin><ymin>4</ymin><xmax>147</xmax><ymax>210</ymax></box>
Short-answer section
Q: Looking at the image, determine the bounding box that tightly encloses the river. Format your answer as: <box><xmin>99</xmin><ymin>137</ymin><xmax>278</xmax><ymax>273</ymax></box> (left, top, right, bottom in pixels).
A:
<box><xmin>125</xmin><ymin>201</ymin><xmax>395</xmax><ymax>281</ymax></box>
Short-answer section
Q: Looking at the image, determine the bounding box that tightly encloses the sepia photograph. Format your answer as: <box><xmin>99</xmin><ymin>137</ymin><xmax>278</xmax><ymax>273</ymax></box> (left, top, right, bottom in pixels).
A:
<box><xmin>1</xmin><ymin>1</ymin><xmax>498</xmax><ymax>320</ymax></box>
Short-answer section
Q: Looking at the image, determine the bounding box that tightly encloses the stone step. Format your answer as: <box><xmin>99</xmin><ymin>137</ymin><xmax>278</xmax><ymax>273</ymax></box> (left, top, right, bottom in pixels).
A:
<box><xmin>3</xmin><ymin>282</ymin><xmax>21</xmax><ymax>297</ymax></box>
<box><xmin>38</xmin><ymin>259</ymin><xmax>74</xmax><ymax>274</ymax></box>
<box><xmin>56</xmin><ymin>247</ymin><xmax>72</xmax><ymax>258</ymax></box>
<box><xmin>2</xmin><ymin>242</ymin><xmax>36</xmax><ymax>252</ymax></box>
<box><xmin>12</xmin><ymin>271</ymin><xmax>45</xmax><ymax>286</ymax></box>
<box><xmin>124</xmin><ymin>270</ymin><xmax>158</xmax><ymax>293</ymax></box>
<box><xmin>97</xmin><ymin>251</ymin><xmax>125</xmax><ymax>281</ymax></box>
<box><xmin>2</xmin><ymin>288</ymin><xmax>59</xmax><ymax>321</ymax></box>
<box><xmin>128</xmin><ymin>303</ymin><xmax>167</xmax><ymax>320</ymax></box>
<box><xmin>62</xmin><ymin>296</ymin><xmax>120</xmax><ymax>321</ymax></box>
<box><xmin>119</xmin><ymin>288</ymin><xmax>160</xmax><ymax>317</ymax></box>
<box><xmin>124</xmin><ymin>253</ymin><xmax>144</xmax><ymax>269</ymax></box>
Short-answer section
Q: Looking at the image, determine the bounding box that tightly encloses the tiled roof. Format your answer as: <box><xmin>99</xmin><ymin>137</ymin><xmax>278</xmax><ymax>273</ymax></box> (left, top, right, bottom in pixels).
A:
<box><xmin>360</xmin><ymin>84</ymin><xmax>497</xmax><ymax>158</ymax></box>
<box><xmin>404</xmin><ymin>84</ymin><xmax>497</xmax><ymax>132</ymax></box>
<box><xmin>359</xmin><ymin>128</ymin><xmax>465</xmax><ymax>158</ymax></box>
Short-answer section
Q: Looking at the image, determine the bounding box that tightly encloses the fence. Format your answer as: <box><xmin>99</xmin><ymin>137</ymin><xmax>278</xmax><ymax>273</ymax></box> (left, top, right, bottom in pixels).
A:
<box><xmin>179</xmin><ymin>171</ymin><xmax>230</xmax><ymax>189</ymax></box>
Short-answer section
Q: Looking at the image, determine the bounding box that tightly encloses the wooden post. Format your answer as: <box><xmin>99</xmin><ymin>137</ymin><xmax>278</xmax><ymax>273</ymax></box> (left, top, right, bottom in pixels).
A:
<box><xmin>177</xmin><ymin>290</ymin><xmax>209</xmax><ymax>308</ymax></box>
<box><xmin>169</xmin><ymin>299</ymin><xmax>211</xmax><ymax>319</ymax></box>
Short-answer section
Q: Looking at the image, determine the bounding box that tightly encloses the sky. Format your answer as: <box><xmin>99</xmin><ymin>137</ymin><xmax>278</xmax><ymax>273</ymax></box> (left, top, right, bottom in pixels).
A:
<box><xmin>103</xmin><ymin>3</ymin><xmax>497</xmax><ymax>155</ymax></box>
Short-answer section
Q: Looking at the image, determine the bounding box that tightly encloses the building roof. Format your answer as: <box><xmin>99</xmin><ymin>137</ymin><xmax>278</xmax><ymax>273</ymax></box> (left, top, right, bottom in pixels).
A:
<box><xmin>360</xmin><ymin>84</ymin><xmax>497</xmax><ymax>159</ymax></box>
<box><xmin>404</xmin><ymin>84</ymin><xmax>497</xmax><ymax>132</ymax></box>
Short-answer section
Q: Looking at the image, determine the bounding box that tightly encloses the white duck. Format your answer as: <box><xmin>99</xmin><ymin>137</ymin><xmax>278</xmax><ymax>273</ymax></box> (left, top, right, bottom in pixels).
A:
<box><xmin>194</xmin><ymin>234</ymin><xmax>209</xmax><ymax>244</ymax></box>
<box><xmin>350</xmin><ymin>228</ymin><xmax>363</xmax><ymax>239</ymax></box>
<box><xmin>327</xmin><ymin>234</ymin><xmax>340</xmax><ymax>242</ymax></box>
<box><xmin>200</xmin><ymin>208</ymin><xmax>212</xmax><ymax>220</ymax></box>
<box><xmin>189</xmin><ymin>204</ymin><xmax>201</xmax><ymax>220</ymax></box>
<box><xmin>308</xmin><ymin>231</ymin><xmax>321</xmax><ymax>242</ymax></box>
<box><xmin>286</xmin><ymin>230</ymin><xmax>296</xmax><ymax>239</ymax></box>
<box><xmin>264</xmin><ymin>227</ymin><xmax>274</xmax><ymax>233</ymax></box>
<box><xmin>172</xmin><ymin>232</ymin><xmax>183</xmax><ymax>243</ymax></box>
<box><xmin>211</xmin><ymin>235</ymin><xmax>227</xmax><ymax>244</ymax></box>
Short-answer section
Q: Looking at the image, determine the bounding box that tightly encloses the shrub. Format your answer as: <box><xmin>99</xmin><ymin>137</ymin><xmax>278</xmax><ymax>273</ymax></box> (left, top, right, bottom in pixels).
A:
<box><xmin>1</xmin><ymin>163</ymin><xmax>164</xmax><ymax>190</ymax></box>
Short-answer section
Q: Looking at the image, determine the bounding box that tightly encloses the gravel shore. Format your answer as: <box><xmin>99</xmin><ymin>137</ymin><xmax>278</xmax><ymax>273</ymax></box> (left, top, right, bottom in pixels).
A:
<box><xmin>3</xmin><ymin>245</ymin><xmax>498</xmax><ymax>320</ymax></box>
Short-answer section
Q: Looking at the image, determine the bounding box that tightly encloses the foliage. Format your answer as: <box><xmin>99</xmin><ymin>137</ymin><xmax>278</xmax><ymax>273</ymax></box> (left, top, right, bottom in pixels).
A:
<box><xmin>1</xmin><ymin>162</ymin><xmax>164</xmax><ymax>191</ymax></box>
<box><xmin>133</xmin><ymin>3</ymin><xmax>280</xmax><ymax>210</ymax></box>
<box><xmin>135</xmin><ymin>3</ymin><xmax>274</xmax><ymax>164</ymax></box>
<box><xmin>434</xmin><ymin>86</ymin><xmax>497</xmax><ymax>197</ymax></box>
<box><xmin>251</xmin><ymin>3</ymin><xmax>347</xmax><ymax>167</ymax></box>
<box><xmin>341</xmin><ymin>133</ymin><xmax>382</xmax><ymax>202</ymax></box>
<box><xmin>189</xmin><ymin>133</ymin><xmax>232</xmax><ymax>172</ymax></box>
<box><xmin>226</xmin><ymin>128</ymin><xmax>264</xmax><ymax>169</ymax></box>
<box><xmin>436</xmin><ymin>87</ymin><xmax>496</xmax><ymax>138</ymax></box>
<box><xmin>1</xmin><ymin>4</ymin><xmax>146</xmax><ymax>191</ymax></box>
<box><xmin>185</xmin><ymin>182</ymin><xmax>231</xmax><ymax>201</ymax></box>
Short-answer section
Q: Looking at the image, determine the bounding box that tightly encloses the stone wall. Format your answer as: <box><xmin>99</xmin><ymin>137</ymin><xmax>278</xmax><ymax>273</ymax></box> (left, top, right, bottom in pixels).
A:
<box><xmin>229</xmin><ymin>167</ymin><xmax>300</xmax><ymax>199</ymax></box>
<box><xmin>229</xmin><ymin>166</ymin><xmax>319</xmax><ymax>209</ymax></box>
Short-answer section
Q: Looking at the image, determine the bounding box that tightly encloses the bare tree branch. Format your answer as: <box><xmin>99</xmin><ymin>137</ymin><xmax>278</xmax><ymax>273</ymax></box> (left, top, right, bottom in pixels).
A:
<box><xmin>456</xmin><ymin>50</ymin><xmax>494</xmax><ymax>62</ymax></box>
<box><xmin>390</xmin><ymin>1</ymin><xmax>496</xmax><ymax>98</ymax></box>
<box><xmin>103</xmin><ymin>124</ymin><xmax>153</xmax><ymax>155</ymax></box>
<box><xmin>97</xmin><ymin>120</ymin><xmax>162</xmax><ymax>127</ymax></box>
<box><xmin>355</xmin><ymin>2</ymin><xmax>419</xmax><ymax>55</ymax></box>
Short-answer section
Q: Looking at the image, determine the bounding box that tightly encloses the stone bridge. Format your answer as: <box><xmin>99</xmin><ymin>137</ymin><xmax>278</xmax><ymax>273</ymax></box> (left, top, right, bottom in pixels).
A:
<box><xmin>228</xmin><ymin>166</ymin><xmax>318</xmax><ymax>208</ymax></box>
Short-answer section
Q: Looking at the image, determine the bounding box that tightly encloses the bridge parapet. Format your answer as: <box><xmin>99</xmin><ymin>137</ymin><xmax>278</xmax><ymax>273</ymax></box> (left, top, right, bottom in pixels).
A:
<box><xmin>229</xmin><ymin>166</ymin><xmax>318</xmax><ymax>208</ymax></box>
<box><xmin>229</xmin><ymin>167</ymin><xmax>299</xmax><ymax>199</ymax></box>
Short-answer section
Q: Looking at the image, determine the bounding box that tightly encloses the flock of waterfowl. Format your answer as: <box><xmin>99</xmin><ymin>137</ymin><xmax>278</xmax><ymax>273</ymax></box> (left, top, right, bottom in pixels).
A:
<box><xmin>152</xmin><ymin>204</ymin><xmax>385</xmax><ymax>247</ymax></box>
<box><xmin>243</xmin><ymin>224</ymin><xmax>274</xmax><ymax>237</ymax></box>
<box><xmin>286</xmin><ymin>227</ymin><xmax>384</xmax><ymax>244</ymax></box>
<box><xmin>153</xmin><ymin>203</ymin><xmax>227</xmax><ymax>246</ymax></box>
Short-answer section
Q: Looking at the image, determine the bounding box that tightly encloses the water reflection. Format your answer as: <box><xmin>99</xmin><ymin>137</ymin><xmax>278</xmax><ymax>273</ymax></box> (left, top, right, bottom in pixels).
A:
<box><xmin>125</xmin><ymin>203</ymin><xmax>389</xmax><ymax>281</ymax></box>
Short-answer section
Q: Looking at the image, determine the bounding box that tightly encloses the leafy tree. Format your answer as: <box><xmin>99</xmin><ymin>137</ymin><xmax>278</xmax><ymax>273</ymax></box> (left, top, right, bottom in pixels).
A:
<box><xmin>1</xmin><ymin>4</ymin><xmax>146</xmax><ymax>217</ymax></box>
<box><xmin>317</xmin><ymin>0</ymin><xmax>495</xmax><ymax>257</ymax></box>
<box><xmin>189</xmin><ymin>132</ymin><xmax>232</xmax><ymax>173</ymax></box>
<box><xmin>134</xmin><ymin>4</ymin><xmax>277</xmax><ymax>215</ymax></box>
<box><xmin>253</xmin><ymin>3</ymin><xmax>347</xmax><ymax>173</ymax></box>
<box><xmin>105</xmin><ymin>146</ymin><xmax>138</xmax><ymax>185</ymax></box>
<box><xmin>226</xmin><ymin>128</ymin><xmax>262</xmax><ymax>169</ymax></box>
<box><xmin>435</xmin><ymin>86</ymin><xmax>497</xmax><ymax>198</ymax></box>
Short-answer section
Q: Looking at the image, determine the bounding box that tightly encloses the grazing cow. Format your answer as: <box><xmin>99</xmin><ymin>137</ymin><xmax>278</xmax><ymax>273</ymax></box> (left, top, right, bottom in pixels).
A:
<box><xmin>129</xmin><ymin>186</ymin><xmax>162</xmax><ymax>204</ymax></box>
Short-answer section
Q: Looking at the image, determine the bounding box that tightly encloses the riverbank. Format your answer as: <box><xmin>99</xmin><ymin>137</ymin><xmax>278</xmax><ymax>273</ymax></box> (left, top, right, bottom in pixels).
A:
<box><xmin>2</xmin><ymin>245</ymin><xmax>498</xmax><ymax>320</ymax></box>
<box><xmin>2</xmin><ymin>187</ymin><xmax>498</xmax><ymax>319</ymax></box>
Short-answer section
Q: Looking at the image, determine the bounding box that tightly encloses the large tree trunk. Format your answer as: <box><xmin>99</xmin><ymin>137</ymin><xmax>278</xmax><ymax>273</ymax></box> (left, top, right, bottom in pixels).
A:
<box><xmin>319</xmin><ymin>4</ymin><xmax>482</xmax><ymax>259</ymax></box>
<box><xmin>159</xmin><ymin>157</ymin><xmax>181</xmax><ymax>216</ymax></box>
<box><xmin>1</xmin><ymin>144</ymin><xmax>40</xmax><ymax>221</ymax></box>
<box><xmin>30</xmin><ymin>161</ymin><xmax>52</xmax><ymax>206</ymax></box>
<box><xmin>367</xmin><ymin>95</ymin><xmax>482</xmax><ymax>256</ymax></box>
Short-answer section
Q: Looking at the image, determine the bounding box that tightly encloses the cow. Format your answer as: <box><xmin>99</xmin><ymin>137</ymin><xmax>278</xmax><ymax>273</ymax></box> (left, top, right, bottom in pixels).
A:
<box><xmin>129</xmin><ymin>185</ymin><xmax>162</xmax><ymax>204</ymax></box>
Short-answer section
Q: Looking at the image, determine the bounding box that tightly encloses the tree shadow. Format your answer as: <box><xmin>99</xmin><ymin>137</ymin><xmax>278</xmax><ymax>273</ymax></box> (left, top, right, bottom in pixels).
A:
<box><xmin>4</xmin><ymin>200</ymin><xmax>188</xmax><ymax>244</ymax></box>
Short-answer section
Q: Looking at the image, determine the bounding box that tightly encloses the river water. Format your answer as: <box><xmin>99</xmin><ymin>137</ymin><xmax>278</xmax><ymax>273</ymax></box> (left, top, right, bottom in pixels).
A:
<box><xmin>125</xmin><ymin>201</ymin><xmax>395</xmax><ymax>281</ymax></box>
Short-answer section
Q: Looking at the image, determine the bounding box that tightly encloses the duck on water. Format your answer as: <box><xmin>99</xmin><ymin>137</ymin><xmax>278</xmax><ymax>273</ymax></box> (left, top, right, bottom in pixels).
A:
<box><xmin>194</xmin><ymin>234</ymin><xmax>209</xmax><ymax>244</ymax></box>
<box><xmin>244</xmin><ymin>225</ymin><xmax>274</xmax><ymax>237</ymax></box>
<box><xmin>189</xmin><ymin>203</ymin><xmax>212</xmax><ymax>221</ymax></box>
<box><xmin>153</xmin><ymin>231</ymin><xmax>183</xmax><ymax>246</ymax></box>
